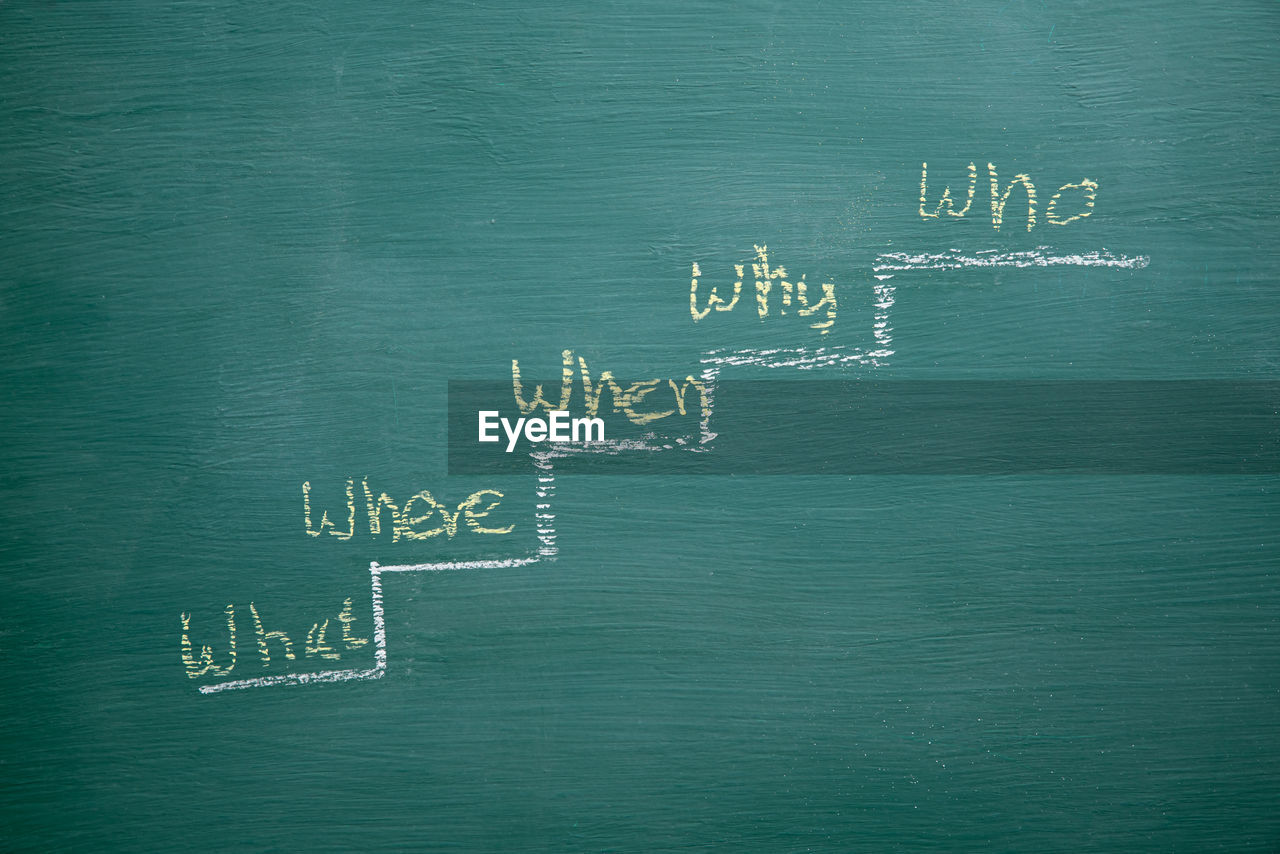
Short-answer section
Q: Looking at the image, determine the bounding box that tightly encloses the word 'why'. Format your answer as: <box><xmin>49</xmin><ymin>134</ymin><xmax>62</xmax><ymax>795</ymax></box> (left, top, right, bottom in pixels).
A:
<box><xmin>690</xmin><ymin>244</ymin><xmax>837</xmax><ymax>335</ymax></box>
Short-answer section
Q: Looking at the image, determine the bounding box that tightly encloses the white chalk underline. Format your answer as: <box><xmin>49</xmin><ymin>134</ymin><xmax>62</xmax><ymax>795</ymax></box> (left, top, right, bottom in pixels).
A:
<box><xmin>872</xmin><ymin>246</ymin><xmax>1149</xmax><ymax>273</ymax></box>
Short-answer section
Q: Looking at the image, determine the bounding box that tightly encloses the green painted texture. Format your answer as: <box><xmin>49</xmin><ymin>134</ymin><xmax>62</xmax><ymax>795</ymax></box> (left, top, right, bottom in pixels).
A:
<box><xmin>2</xmin><ymin>2</ymin><xmax>1278</xmax><ymax>851</ymax></box>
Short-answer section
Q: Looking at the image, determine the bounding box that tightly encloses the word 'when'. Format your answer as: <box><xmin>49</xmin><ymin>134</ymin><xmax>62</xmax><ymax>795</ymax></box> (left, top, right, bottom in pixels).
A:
<box><xmin>512</xmin><ymin>350</ymin><xmax>710</xmax><ymax>427</ymax></box>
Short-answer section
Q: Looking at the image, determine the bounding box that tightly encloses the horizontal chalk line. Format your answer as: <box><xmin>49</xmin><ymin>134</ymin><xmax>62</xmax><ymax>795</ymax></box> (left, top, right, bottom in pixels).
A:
<box><xmin>198</xmin><ymin>666</ymin><xmax>383</xmax><ymax>694</ymax></box>
<box><xmin>872</xmin><ymin>246</ymin><xmax>1149</xmax><ymax>272</ymax></box>
<box><xmin>372</xmin><ymin>557</ymin><xmax>540</xmax><ymax>573</ymax></box>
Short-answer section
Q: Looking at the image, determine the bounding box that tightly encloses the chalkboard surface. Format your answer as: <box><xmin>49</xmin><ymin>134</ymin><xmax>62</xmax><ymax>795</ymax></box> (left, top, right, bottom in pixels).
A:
<box><xmin>4</xmin><ymin>3</ymin><xmax>1279</xmax><ymax>851</ymax></box>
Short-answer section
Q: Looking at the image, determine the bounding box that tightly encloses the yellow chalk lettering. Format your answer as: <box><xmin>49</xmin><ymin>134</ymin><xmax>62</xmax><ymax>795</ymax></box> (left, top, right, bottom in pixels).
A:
<box><xmin>794</xmin><ymin>277</ymin><xmax>838</xmax><ymax>335</ymax></box>
<box><xmin>250</xmin><ymin>602</ymin><xmax>295</xmax><ymax>666</ymax></box>
<box><xmin>752</xmin><ymin>244</ymin><xmax>786</xmax><ymax>318</ymax></box>
<box><xmin>1047</xmin><ymin>178</ymin><xmax>1098</xmax><ymax>225</ymax></box>
<box><xmin>689</xmin><ymin>261</ymin><xmax>743</xmax><ymax>321</ymax></box>
<box><xmin>338</xmin><ymin>598</ymin><xmax>369</xmax><ymax>649</ymax></box>
<box><xmin>988</xmin><ymin>163</ymin><xmax>1037</xmax><ymax>232</ymax></box>
<box><xmin>302</xmin><ymin>480</ymin><xmax>355</xmax><ymax>540</ymax></box>
<box><xmin>305</xmin><ymin>619</ymin><xmax>341</xmax><ymax>660</ymax></box>
<box><xmin>668</xmin><ymin>376</ymin><xmax>710</xmax><ymax>420</ymax></box>
<box><xmin>460</xmin><ymin>488</ymin><xmax>515</xmax><ymax>535</ymax></box>
<box><xmin>180</xmin><ymin>606</ymin><xmax>237</xmax><ymax>678</ymax></box>
<box><xmin>578</xmin><ymin>356</ymin><xmax>627</xmax><ymax>419</ymax></box>
<box><xmin>361</xmin><ymin>478</ymin><xmax>402</xmax><ymax>539</ymax></box>
<box><xmin>511</xmin><ymin>349</ymin><xmax>574</xmax><ymax>416</ymax></box>
<box><xmin>622</xmin><ymin>379</ymin><xmax>675</xmax><ymax>425</ymax></box>
<box><xmin>919</xmin><ymin>161</ymin><xmax>977</xmax><ymax>218</ymax></box>
<box><xmin>399</xmin><ymin>489</ymin><xmax>449</xmax><ymax>539</ymax></box>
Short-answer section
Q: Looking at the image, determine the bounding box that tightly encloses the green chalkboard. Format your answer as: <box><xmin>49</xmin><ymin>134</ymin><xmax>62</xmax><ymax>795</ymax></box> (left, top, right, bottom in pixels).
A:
<box><xmin>4</xmin><ymin>2</ymin><xmax>1279</xmax><ymax>851</ymax></box>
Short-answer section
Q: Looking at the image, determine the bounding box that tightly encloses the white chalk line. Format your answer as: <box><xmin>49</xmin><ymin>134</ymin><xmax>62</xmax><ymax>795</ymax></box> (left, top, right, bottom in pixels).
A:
<box><xmin>872</xmin><ymin>246</ymin><xmax>1149</xmax><ymax>275</ymax></box>
<box><xmin>531</xmin><ymin>452</ymin><xmax>560</xmax><ymax>556</ymax></box>
<box><xmin>701</xmin><ymin>280</ymin><xmax>896</xmax><ymax>371</ymax></box>
<box><xmin>373</xmin><ymin>556</ymin><xmax>541</xmax><ymax>574</ymax></box>
<box><xmin>198</xmin><ymin>665</ymin><xmax>385</xmax><ymax>694</ymax></box>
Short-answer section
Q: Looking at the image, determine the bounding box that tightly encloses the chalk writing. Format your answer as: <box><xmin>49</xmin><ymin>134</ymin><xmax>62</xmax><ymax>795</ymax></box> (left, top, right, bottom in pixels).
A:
<box><xmin>918</xmin><ymin>161</ymin><xmax>978</xmax><ymax>218</ymax></box>
<box><xmin>192</xmin><ymin>448</ymin><xmax>559</xmax><ymax>693</ymax></box>
<box><xmin>181</xmin><ymin>598</ymin><xmax>370</xmax><ymax>678</ymax></box>
<box><xmin>1047</xmin><ymin>180</ymin><xmax>1098</xmax><ymax>225</ymax></box>
<box><xmin>184</xmin><ymin>160</ymin><xmax>1153</xmax><ymax>696</ymax></box>
<box><xmin>303</xmin><ymin>481</ymin><xmax>514</xmax><ymax>541</ymax></box>
<box><xmin>180</xmin><ymin>606</ymin><xmax>237</xmax><ymax>678</ymax></box>
<box><xmin>691</xmin><ymin>245</ymin><xmax>837</xmax><ymax>334</ymax></box>
<box><xmin>511</xmin><ymin>350</ymin><xmax>710</xmax><ymax>427</ymax></box>
<box><xmin>919</xmin><ymin>162</ymin><xmax>1097</xmax><ymax>231</ymax></box>
<box><xmin>337</xmin><ymin>597</ymin><xmax>368</xmax><ymax>649</ymax></box>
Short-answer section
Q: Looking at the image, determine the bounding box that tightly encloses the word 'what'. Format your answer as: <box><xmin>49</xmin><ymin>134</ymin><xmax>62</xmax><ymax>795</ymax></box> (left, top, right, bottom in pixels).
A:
<box><xmin>181</xmin><ymin>598</ymin><xmax>367</xmax><ymax>679</ymax></box>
